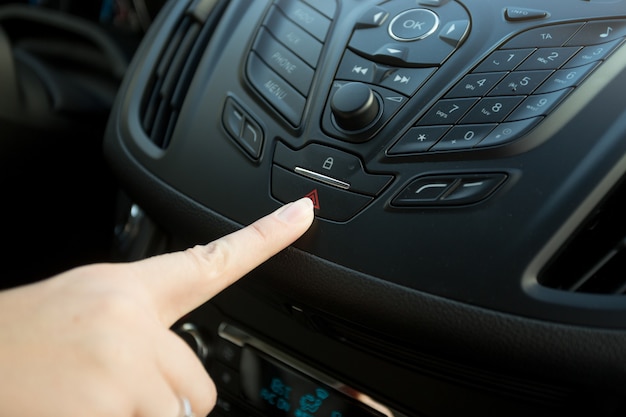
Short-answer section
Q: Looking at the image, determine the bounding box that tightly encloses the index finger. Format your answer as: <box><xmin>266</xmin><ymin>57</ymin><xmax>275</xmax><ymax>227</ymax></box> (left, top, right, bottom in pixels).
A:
<box><xmin>129</xmin><ymin>197</ymin><xmax>314</xmax><ymax>326</ymax></box>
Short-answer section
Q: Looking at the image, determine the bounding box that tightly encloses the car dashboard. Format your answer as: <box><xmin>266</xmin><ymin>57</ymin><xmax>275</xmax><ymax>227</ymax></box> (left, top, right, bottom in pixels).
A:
<box><xmin>19</xmin><ymin>0</ymin><xmax>626</xmax><ymax>415</ymax></box>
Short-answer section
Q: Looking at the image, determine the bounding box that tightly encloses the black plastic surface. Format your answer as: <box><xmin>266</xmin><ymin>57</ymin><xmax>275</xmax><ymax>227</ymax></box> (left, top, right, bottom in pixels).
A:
<box><xmin>103</xmin><ymin>0</ymin><xmax>626</xmax><ymax>414</ymax></box>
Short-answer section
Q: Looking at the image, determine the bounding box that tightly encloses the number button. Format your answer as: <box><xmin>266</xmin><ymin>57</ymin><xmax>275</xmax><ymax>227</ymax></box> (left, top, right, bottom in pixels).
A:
<box><xmin>461</xmin><ymin>96</ymin><xmax>525</xmax><ymax>124</ymax></box>
<box><xmin>473</xmin><ymin>48</ymin><xmax>535</xmax><ymax>72</ymax></box>
<box><xmin>535</xmin><ymin>62</ymin><xmax>598</xmax><ymax>94</ymax></box>
<box><xmin>506</xmin><ymin>88</ymin><xmax>572</xmax><ymax>121</ymax></box>
<box><xmin>563</xmin><ymin>39</ymin><xmax>623</xmax><ymax>68</ymax></box>
<box><xmin>489</xmin><ymin>70</ymin><xmax>553</xmax><ymax>96</ymax></box>
<box><xmin>431</xmin><ymin>124</ymin><xmax>497</xmax><ymax>151</ymax></box>
<box><xmin>418</xmin><ymin>98</ymin><xmax>479</xmax><ymax>125</ymax></box>
<box><xmin>445</xmin><ymin>72</ymin><xmax>507</xmax><ymax>98</ymax></box>
<box><xmin>517</xmin><ymin>47</ymin><xmax>580</xmax><ymax>70</ymax></box>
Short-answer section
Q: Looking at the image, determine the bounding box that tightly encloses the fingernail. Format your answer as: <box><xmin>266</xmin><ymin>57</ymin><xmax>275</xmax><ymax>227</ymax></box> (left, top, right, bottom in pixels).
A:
<box><xmin>276</xmin><ymin>198</ymin><xmax>314</xmax><ymax>223</ymax></box>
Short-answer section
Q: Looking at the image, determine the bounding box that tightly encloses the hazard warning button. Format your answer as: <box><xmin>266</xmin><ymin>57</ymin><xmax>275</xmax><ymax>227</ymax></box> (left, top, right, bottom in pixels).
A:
<box><xmin>272</xmin><ymin>165</ymin><xmax>373</xmax><ymax>222</ymax></box>
<box><xmin>305</xmin><ymin>189</ymin><xmax>321</xmax><ymax>210</ymax></box>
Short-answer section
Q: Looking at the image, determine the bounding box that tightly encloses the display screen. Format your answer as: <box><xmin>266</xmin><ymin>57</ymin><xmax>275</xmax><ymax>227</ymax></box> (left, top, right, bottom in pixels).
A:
<box><xmin>240</xmin><ymin>346</ymin><xmax>386</xmax><ymax>417</ymax></box>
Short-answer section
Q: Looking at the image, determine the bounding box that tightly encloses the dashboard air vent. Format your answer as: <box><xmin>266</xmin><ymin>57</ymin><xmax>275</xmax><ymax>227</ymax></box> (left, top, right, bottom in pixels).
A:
<box><xmin>140</xmin><ymin>0</ymin><xmax>227</xmax><ymax>149</ymax></box>
<box><xmin>539</xmin><ymin>176</ymin><xmax>626</xmax><ymax>294</ymax></box>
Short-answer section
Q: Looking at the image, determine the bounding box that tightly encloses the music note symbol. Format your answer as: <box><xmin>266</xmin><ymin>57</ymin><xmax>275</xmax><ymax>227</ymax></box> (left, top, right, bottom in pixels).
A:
<box><xmin>600</xmin><ymin>27</ymin><xmax>613</xmax><ymax>38</ymax></box>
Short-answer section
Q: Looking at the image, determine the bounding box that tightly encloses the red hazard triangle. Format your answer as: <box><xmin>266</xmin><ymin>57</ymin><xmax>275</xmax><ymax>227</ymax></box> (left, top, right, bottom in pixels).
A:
<box><xmin>305</xmin><ymin>189</ymin><xmax>321</xmax><ymax>210</ymax></box>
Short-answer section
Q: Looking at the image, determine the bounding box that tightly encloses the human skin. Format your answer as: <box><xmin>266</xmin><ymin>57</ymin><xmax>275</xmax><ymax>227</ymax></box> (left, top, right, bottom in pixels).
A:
<box><xmin>0</xmin><ymin>197</ymin><xmax>314</xmax><ymax>417</ymax></box>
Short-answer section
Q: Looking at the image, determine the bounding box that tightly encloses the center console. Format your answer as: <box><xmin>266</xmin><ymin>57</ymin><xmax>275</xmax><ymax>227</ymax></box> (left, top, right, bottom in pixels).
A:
<box><xmin>104</xmin><ymin>0</ymin><xmax>626</xmax><ymax>415</ymax></box>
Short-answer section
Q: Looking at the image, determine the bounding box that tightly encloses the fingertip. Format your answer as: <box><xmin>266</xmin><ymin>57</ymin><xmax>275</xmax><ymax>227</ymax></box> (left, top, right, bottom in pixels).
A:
<box><xmin>275</xmin><ymin>197</ymin><xmax>315</xmax><ymax>226</ymax></box>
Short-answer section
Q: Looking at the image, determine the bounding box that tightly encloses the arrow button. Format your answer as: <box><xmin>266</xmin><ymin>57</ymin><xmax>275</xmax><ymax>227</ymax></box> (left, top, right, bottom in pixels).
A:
<box><xmin>355</xmin><ymin>6</ymin><xmax>390</xmax><ymax>28</ymax></box>
<box><xmin>373</xmin><ymin>44</ymin><xmax>410</xmax><ymax>65</ymax></box>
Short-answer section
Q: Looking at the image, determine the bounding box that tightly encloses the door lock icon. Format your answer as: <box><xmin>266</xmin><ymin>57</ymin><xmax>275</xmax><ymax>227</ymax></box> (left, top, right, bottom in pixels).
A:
<box><xmin>323</xmin><ymin>157</ymin><xmax>334</xmax><ymax>170</ymax></box>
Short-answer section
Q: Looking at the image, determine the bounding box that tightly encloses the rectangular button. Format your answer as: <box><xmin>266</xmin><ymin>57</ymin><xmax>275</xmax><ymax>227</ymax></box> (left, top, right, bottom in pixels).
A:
<box><xmin>501</xmin><ymin>23</ymin><xmax>584</xmax><ymax>48</ymax></box>
<box><xmin>254</xmin><ymin>28</ymin><xmax>314</xmax><ymax>96</ymax></box>
<box><xmin>247</xmin><ymin>53</ymin><xmax>305</xmax><ymax>126</ymax></box>
<box><xmin>566</xmin><ymin>20</ymin><xmax>626</xmax><ymax>46</ymax></box>
<box><xmin>264</xmin><ymin>6</ymin><xmax>323</xmax><ymax>67</ymax></box>
<box><xmin>275</xmin><ymin>0</ymin><xmax>330</xmax><ymax>41</ymax></box>
<box><xmin>302</xmin><ymin>0</ymin><xmax>336</xmax><ymax>18</ymax></box>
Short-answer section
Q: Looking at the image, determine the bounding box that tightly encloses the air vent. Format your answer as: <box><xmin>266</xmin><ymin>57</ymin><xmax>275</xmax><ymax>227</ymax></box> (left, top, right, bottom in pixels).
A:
<box><xmin>539</xmin><ymin>176</ymin><xmax>626</xmax><ymax>294</ymax></box>
<box><xmin>140</xmin><ymin>0</ymin><xmax>228</xmax><ymax>149</ymax></box>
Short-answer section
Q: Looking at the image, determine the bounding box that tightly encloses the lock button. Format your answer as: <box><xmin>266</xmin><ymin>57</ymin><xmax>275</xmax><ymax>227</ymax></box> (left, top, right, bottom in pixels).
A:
<box><xmin>273</xmin><ymin>142</ymin><xmax>393</xmax><ymax>196</ymax></box>
<box><xmin>322</xmin><ymin>157</ymin><xmax>335</xmax><ymax>170</ymax></box>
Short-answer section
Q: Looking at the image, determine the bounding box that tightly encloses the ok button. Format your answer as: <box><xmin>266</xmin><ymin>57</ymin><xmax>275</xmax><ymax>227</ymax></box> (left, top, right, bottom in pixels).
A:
<box><xmin>388</xmin><ymin>9</ymin><xmax>439</xmax><ymax>41</ymax></box>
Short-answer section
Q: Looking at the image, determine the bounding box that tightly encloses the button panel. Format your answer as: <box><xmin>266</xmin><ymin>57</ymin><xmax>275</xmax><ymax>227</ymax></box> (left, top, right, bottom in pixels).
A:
<box><xmin>253</xmin><ymin>28</ymin><xmax>314</xmax><ymax>96</ymax></box>
<box><xmin>336</xmin><ymin>49</ymin><xmax>436</xmax><ymax>96</ymax></box>
<box><xmin>348</xmin><ymin>0</ymin><xmax>470</xmax><ymax>67</ymax></box>
<box><xmin>247</xmin><ymin>0</ymin><xmax>336</xmax><ymax>126</ymax></box>
<box><xmin>264</xmin><ymin>8</ymin><xmax>323</xmax><ymax>67</ymax></box>
<box><xmin>322</xmin><ymin>0</ymin><xmax>469</xmax><ymax>142</ymax></box>
<box><xmin>240</xmin><ymin>3</ymin><xmax>626</xmax><ymax>216</ymax></box>
<box><xmin>247</xmin><ymin>53</ymin><xmax>306</xmax><ymax>126</ymax></box>
<box><xmin>272</xmin><ymin>142</ymin><xmax>393</xmax><ymax>221</ymax></box>
<box><xmin>389</xmin><ymin>19</ymin><xmax>626</xmax><ymax>155</ymax></box>
<box><xmin>275</xmin><ymin>0</ymin><xmax>331</xmax><ymax>42</ymax></box>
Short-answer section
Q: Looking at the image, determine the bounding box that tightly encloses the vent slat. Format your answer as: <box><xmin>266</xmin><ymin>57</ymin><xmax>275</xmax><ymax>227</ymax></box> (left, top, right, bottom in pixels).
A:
<box><xmin>172</xmin><ymin>21</ymin><xmax>215</xmax><ymax>108</ymax></box>
<box><xmin>157</xmin><ymin>19</ymin><xmax>192</xmax><ymax>79</ymax></box>
<box><xmin>160</xmin><ymin>23</ymin><xmax>202</xmax><ymax>107</ymax></box>
<box><xmin>139</xmin><ymin>0</ymin><xmax>228</xmax><ymax>149</ymax></box>
<box><xmin>150</xmin><ymin>100</ymin><xmax>173</xmax><ymax>148</ymax></box>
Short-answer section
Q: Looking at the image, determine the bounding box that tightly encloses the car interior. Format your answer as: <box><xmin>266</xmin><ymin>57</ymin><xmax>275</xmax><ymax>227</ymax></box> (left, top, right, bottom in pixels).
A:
<box><xmin>2</xmin><ymin>0</ymin><xmax>626</xmax><ymax>416</ymax></box>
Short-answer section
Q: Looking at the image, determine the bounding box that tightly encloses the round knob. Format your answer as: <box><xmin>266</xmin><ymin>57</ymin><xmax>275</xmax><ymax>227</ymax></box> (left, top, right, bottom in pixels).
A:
<box><xmin>331</xmin><ymin>82</ymin><xmax>380</xmax><ymax>131</ymax></box>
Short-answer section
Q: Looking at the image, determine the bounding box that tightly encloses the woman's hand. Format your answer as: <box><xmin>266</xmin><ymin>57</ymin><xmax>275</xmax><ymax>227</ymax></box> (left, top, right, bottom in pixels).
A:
<box><xmin>0</xmin><ymin>198</ymin><xmax>314</xmax><ymax>417</ymax></box>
